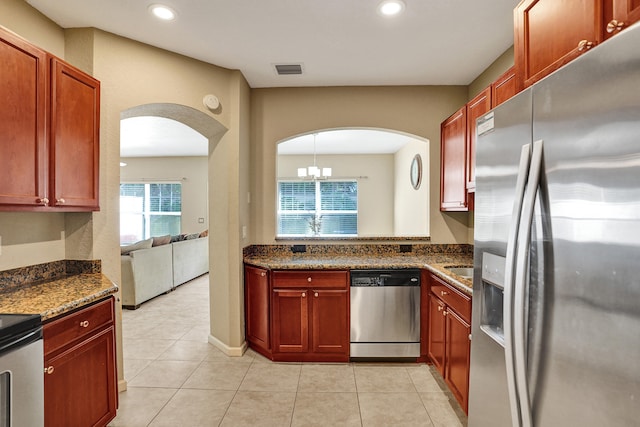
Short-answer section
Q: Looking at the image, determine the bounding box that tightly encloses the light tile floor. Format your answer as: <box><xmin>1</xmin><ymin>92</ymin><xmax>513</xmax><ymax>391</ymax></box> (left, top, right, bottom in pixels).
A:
<box><xmin>109</xmin><ymin>274</ymin><xmax>468</xmax><ymax>427</ymax></box>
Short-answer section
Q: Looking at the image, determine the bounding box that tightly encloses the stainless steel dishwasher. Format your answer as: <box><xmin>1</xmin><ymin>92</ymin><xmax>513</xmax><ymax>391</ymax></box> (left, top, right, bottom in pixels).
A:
<box><xmin>350</xmin><ymin>269</ymin><xmax>420</xmax><ymax>358</ymax></box>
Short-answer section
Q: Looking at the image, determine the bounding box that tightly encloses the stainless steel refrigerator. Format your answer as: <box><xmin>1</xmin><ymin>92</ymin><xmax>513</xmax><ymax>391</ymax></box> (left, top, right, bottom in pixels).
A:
<box><xmin>468</xmin><ymin>23</ymin><xmax>640</xmax><ymax>427</ymax></box>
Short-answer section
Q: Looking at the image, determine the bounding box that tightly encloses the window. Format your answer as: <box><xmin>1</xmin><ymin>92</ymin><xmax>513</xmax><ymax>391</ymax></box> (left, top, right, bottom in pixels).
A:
<box><xmin>120</xmin><ymin>183</ymin><xmax>182</xmax><ymax>244</ymax></box>
<box><xmin>277</xmin><ymin>181</ymin><xmax>357</xmax><ymax>237</ymax></box>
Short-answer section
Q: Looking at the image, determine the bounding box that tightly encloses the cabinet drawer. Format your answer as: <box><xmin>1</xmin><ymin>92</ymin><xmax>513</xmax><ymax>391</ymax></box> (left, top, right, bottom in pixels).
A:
<box><xmin>272</xmin><ymin>270</ymin><xmax>348</xmax><ymax>289</ymax></box>
<box><xmin>430</xmin><ymin>275</ymin><xmax>471</xmax><ymax>323</ymax></box>
<box><xmin>44</xmin><ymin>297</ymin><xmax>114</xmax><ymax>356</ymax></box>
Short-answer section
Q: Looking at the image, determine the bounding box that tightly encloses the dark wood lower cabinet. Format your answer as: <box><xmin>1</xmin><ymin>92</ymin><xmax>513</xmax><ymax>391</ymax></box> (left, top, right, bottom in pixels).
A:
<box><xmin>425</xmin><ymin>273</ymin><xmax>472</xmax><ymax>414</ymax></box>
<box><xmin>244</xmin><ymin>266</ymin><xmax>349</xmax><ymax>362</ymax></box>
<box><xmin>244</xmin><ymin>265</ymin><xmax>271</xmax><ymax>355</ymax></box>
<box><xmin>43</xmin><ymin>297</ymin><xmax>117</xmax><ymax>427</ymax></box>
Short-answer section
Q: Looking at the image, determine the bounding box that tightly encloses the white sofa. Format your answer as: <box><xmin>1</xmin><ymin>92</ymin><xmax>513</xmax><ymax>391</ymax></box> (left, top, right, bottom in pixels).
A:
<box><xmin>121</xmin><ymin>236</ymin><xmax>208</xmax><ymax>309</ymax></box>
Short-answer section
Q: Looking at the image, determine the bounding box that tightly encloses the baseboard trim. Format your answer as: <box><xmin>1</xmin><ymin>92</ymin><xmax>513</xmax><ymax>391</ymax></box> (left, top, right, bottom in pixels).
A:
<box><xmin>118</xmin><ymin>379</ymin><xmax>128</xmax><ymax>393</ymax></box>
<box><xmin>208</xmin><ymin>334</ymin><xmax>247</xmax><ymax>357</ymax></box>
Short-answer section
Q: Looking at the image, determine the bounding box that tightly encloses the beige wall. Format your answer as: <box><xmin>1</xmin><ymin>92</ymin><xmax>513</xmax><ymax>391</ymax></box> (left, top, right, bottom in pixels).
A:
<box><xmin>394</xmin><ymin>140</ymin><xmax>429</xmax><ymax>236</ymax></box>
<box><xmin>468</xmin><ymin>46</ymin><xmax>515</xmax><ymax>100</ymax></box>
<box><xmin>120</xmin><ymin>157</ymin><xmax>209</xmax><ymax>237</ymax></box>
<box><xmin>250</xmin><ymin>86</ymin><xmax>472</xmax><ymax>245</ymax></box>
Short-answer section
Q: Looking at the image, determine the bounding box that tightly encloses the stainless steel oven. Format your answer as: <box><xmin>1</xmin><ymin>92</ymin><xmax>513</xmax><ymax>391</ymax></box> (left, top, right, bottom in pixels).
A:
<box><xmin>0</xmin><ymin>313</ymin><xmax>43</xmax><ymax>427</ymax></box>
<box><xmin>350</xmin><ymin>269</ymin><xmax>420</xmax><ymax>358</ymax></box>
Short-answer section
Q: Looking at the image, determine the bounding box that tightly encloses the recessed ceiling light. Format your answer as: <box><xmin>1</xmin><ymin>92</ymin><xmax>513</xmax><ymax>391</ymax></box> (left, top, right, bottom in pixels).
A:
<box><xmin>149</xmin><ymin>4</ymin><xmax>177</xmax><ymax>21</ymax></box>
<box><xmin>378</xmin><ymin>0</ymin><xmax>405</xmax><ymax>16</ymax></box>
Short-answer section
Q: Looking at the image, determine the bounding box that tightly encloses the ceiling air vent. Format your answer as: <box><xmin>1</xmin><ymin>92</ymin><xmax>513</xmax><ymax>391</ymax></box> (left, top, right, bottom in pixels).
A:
<box><xmin>275</xmin><ymin>64</ymin><xmax>303</xmax><ymax>75</ymax></box>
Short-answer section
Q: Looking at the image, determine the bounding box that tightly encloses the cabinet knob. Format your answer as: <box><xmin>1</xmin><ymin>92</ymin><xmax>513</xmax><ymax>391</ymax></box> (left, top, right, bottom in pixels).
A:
<box><xmin>37</xmin><ymin>197</ymin><xmax>49</xmax><ymax>206</ymax></box>
<box><xmin>56</xmin><ymin>198</ymin><xmax>66</xmax><ymax>204</ymax></box>
<box><xmin>260</xmin><ymin>272</ymin><xmax>266</xmax><ymax>277</ymax></box>
<box><xmin>606</xmin><ymin>19</ymin><xmax>625</xmax><ymax>33</ymax></box>
<box><xmin>437</xmin><ymin>305</ymin><xmax>443</xmax><ymax>311</ymax></box>
<box><xmin>80</xmin><ymin>320</ymin><xmax>90</xmax><ymax>328</ymax></box>
<box><xmin>307</xmin><ymin>277</ymin><xmax>312</xmax><ymax>282</ymax></box>
<box><xmin>45</xmin><ymin>366</ymin><xmax>55</xmax><ymax>374</ymax></box>
<box><xmin>302</xmin><ymin>292</ymin><xmax>306</xmax><ymax>298</ymax></box>
<box><xmin>440</xmin><ymin>290</ymin><xmax>449</xmax><ymax>296</ymax></box>
<box><xmin>443</xmin><ymin>310</ymin><xmax>448</xmax><ymax>316</ymax></box>
<box><xmin>577</xmin><ymin>40</ymin><xmax>595</xmax><ymax>51</ymax></box>
<box><xmin>314</xmin><ymin>292</ymin><xmax>318</xmax><ymax>297</ymax></box>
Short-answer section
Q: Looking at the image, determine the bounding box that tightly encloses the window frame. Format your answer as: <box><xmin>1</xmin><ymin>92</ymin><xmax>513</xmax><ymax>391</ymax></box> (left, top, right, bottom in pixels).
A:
<box><xmin>120</xmin><ymin>182</ymin><xmax>183</xmax><ymax>243</ymax></box>
<box><xmin>277</xmin><ymin>179</ymin><xmax>358</xmax><ymax>238</ymax></box>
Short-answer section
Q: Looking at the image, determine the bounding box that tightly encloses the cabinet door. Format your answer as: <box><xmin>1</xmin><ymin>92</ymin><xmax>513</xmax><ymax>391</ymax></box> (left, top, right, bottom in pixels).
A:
<box><xmin>0</xmin><ymin>28</ymin><xmax>47</xmax><ymax>207</ymax></box>
<box><xmin>491</xmin><ymin>66</ymin><xmax>517</xmax><ymax>108</ymax></box>
<box><xmin>445</xmin><ymin>309</ymin><xmax>471</xmax><ymax>413</ymax></box>
<box><xmin>613</xmin><ymin>0</ymin><xmax>640</xmax><ymax>31</ymax></box>
<box><xmin>50</xmin><ymin>58</ymin><xmax>100</xmax><ymax>210</ymax></box>
<box><xmin>44</xmin><ymin>327</ymin><xmax>117</xmax><ymax>427</ymax></box>
<box><xmin>245</xmin><ymin>266</ymin><xmax>270</xmax><ymax>351</ymax></box>
<box><xmin>465</xmin><ymin>87</ymin><xmax>491</xmax><ymax>193</ymax></box>
<box><xmin>440</xmin><ymin>106</ymin><xmax>468</xmax><ymax>211</ymax></box>
<box><xmin>272</xmin><ymin>289</ymin><xmax>309</xmax><ymax>353</ymax></box>
<box><xmin>310</xmin><ymin>289</ymin><xmax>348</xmax><ymax>355</ymax></box>
<box><xmin>515</xmin><ymin>0</ymin><xmax>604</xmax><ymax>88</ymax></box>
<box><xmin>427</xmin><ymin>294</ymin><xmax>447</xmax><ymax>375</ymax></box>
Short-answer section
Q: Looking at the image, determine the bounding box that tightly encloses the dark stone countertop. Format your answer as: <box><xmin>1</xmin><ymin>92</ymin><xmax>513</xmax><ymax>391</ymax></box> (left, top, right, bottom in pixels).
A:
<box><xmin>244</xmin><ymin>250</ymin><xmax>473</xmax><ymax>296</ymax></box>
<box><xmin>0</xmin><ymin>260</ymin><xmax>118</xmax><ymax>321</ymax></box>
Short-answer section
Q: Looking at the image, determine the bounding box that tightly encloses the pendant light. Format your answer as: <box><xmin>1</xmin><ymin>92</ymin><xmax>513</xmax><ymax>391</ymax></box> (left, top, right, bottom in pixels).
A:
<box><xmin>297</xmin><ymin>133</ymin><xmax>332</xmax><ymax>179</ymax></box>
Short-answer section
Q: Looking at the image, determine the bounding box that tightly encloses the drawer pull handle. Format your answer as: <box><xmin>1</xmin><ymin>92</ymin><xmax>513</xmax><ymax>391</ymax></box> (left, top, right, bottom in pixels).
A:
<box><xmin>307</xmin><ymin>277</ymin><xmax>312</xmax><ymax>282</ymax></box>
<box><xmin>440</xmin><ymin>291</ymin><xmax>449</xmax><ymax>296</ymax></box>
<box><xmin>606</xmin><ymin>19</ymin><xmax>625</xmax><ymax>33</ymax></box>
<box><xmin>80</xmin><ymin>320</ymin><xmax>90</xmax><ymax>328</ymax></box>
<box><xmin>302</xmin><ymin>292</ymin><xmax>306</xmax><ymax>298</ymax></box>
<box><xmin>45</xmin><ymin>366</ymin><xmax>55</xmax><ymax>374</ymax></box>
<box><xmin>577</xmin><ymin>39</ymin><xmax>595</xmax><ymax>51</ymax></box>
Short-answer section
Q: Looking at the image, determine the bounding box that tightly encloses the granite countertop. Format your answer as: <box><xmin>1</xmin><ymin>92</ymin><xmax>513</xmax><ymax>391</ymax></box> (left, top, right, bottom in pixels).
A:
<box><xmin>244</xmin><ymin>249</ymin><xmax>473</xmax><ymax>296</ymax></box>
<box><xmin>0</xmin><ymin>260</ymin><xmax>118</xmax><ymax>321</ymax></box>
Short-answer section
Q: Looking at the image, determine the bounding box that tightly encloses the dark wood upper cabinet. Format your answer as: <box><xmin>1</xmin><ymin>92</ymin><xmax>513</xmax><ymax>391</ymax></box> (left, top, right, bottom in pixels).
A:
<box><xmin>610</xmin><ymin>0</ymin><xmax>640</xmax><ymax>36</ymax></box>
<box><xmin>491</xmin><ymin>66</ymin><xmax>517</xmax><ymax>108</ymax></box>
<box><xmin>0</xmin><ymin>27</ymin><xmax>100</xmax><ymax>212</ymax></box>
<box><xmin>50</xmin><ymin>58</ymin><xmax>100</xmax><ymax>210</ymax></box>
<box><xmin>440</xmin><ymin>106</ymin><xmax>468</xmax><ymax>211</ymax></box>
<box><xmin>465</xmin><ymin>87</ymin><xmax>492</xmax><ymax>193</ymax></box>
<box><xmin>0</xmin><ymin>27</ymin><xmax>47</xmax><ymax>207</ymax></box>
<box><xmin>514</xmin><ymin>0</ymin><xmax>604</xmax><ymax>89</ymax></box>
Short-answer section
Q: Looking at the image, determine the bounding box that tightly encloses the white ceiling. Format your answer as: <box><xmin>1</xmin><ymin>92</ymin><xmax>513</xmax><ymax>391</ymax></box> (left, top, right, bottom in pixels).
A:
<box><xmin>26</xmin><ymin>0</ymin><xmax>519</xmax><ymax>88</ymax></box>
<box><xmin>120</xmin><ymin>116</ymin><xmax>208</xmax><ymax>157</ymax></box>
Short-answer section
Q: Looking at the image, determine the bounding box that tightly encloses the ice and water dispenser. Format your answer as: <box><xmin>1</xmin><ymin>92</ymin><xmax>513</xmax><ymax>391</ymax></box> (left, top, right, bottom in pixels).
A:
<box><xmin>480</xmin><ymin>252</ymin><xmax>507</xmax><ymax>347</ymax></box>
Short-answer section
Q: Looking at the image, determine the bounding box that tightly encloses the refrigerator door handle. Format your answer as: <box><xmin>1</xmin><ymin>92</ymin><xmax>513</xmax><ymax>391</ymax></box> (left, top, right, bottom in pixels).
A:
<box><xmin>503</xmin><ymin>143</ymin><xmax>533</xmax><ymax>427</ymax></box>
<box><xmin>513</xmin><ymin>139</ymin><xmax>544</xmax><ymax>427</ymax></box>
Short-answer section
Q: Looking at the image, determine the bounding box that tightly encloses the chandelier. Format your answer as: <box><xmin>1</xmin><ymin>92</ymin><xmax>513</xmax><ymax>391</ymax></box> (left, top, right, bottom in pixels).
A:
<box><xmin>297</xmin><ymin>133</ymin><xmax>332</xmax><ymax>179</ymax></box>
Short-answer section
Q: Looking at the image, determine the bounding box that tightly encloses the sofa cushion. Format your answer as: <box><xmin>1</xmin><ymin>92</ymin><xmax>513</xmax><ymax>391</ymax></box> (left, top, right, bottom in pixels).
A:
<box><xmin>120</xmin><ymin>238</ymin><xmax>153</xmax><ymax>255</ymax></box>
<box><xmin>170</xmin><ymin>234</ymin><xmax>186</xmax><ymax>242</ymax></box>
<box><xmin>184</xmin><ymin>233</ymin><xmax>200</xmax><ymax>240</ymax></box>
<box><xmin>152</xmin><ymin>235</ymin><xmax>171</xmax><ymax>247</ymax></box>
<box><xmin>199</xmin><ymin>229</ymin><xmax>209</xmax><ymax>237</ymax></box>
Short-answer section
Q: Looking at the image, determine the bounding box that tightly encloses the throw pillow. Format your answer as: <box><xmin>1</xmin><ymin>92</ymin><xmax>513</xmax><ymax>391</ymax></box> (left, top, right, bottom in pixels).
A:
<box><xmin>199</xmin><ymin>229</ymin><xmax>209</xmax><ymax>238</ymax></box>
<box><xmin>152</xmin><ymin>235</ymin><xmax>171</xmax><ymax>247</ymax></box>
<box><xmin>120</xmin><ymin>238</ymin><xmax>153</xmax><ymax>255</ymax></box>
<box><xmin>184</xmin><ymin>233</ymin><xmax>200</xmax><ymax>240</ymax></box>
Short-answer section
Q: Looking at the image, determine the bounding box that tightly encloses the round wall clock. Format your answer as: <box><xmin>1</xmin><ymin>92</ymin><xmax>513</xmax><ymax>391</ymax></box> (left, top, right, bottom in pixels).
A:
<box><xmin>410</xmin><ymin>154</ymin><xmax>422</xmax><ymax>190</ymax></box>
